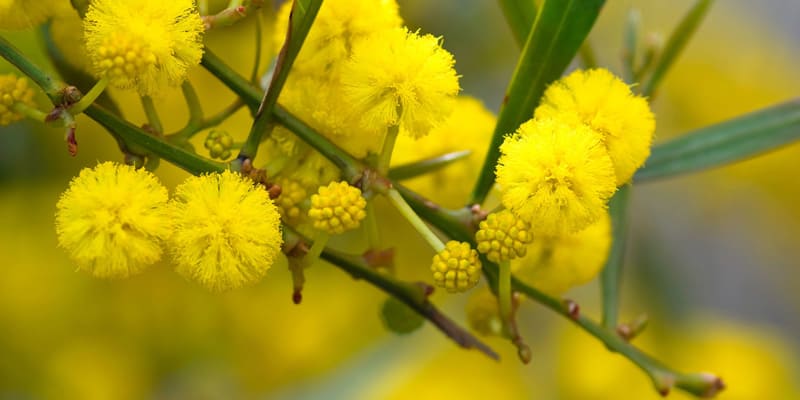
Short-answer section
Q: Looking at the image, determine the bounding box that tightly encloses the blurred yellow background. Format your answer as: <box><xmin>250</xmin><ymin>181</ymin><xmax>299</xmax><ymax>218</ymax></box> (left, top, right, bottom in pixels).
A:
<box><xmin>1</xmin><ymin>1</ymin><xmax>799</xmax><ymax>399</ymax></box>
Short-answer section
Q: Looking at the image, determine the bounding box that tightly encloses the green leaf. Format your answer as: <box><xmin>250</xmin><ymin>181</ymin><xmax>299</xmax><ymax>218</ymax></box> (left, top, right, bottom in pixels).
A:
<box><xmin>600</xmin><ymin>184</ymin><xmax>631</xmax><ymax>330</ymax></box>
<box><xmin>641</xmin><ymin>0</ymin><xmax>714</xmax><ymax>97</ymax></box>
<box><xmin>471</xmin><ymin>0</ymin><xmax>606</xmax><ymax>205</ymax></box>
<box><xmin>498</xmin><ymin>0</ymin><xmax>537</xmax><ymax>47</ymax></box>
<box><xmin>238</xmin><ymin>0</ymin><xmax>323</xmax><ymax>160</ymax></box>
<box><xmin>388</xmin><ymin>150</ymin><xmax>472</xmax><ymax>181</ymax></box>
<box><xmin>635</xmin><ymin>99</ymin><xmax>800</xmax><ymax>182</ymax></box>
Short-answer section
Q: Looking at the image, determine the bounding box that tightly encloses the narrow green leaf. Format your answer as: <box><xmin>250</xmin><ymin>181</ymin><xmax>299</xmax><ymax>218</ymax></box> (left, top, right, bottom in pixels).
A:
<box><xmin>600</xmin><ymin>184</ymin><xmax>631</xmax><ymax>330</ymax></box>
<box><xmin>238</xmin><ymin>0</ymin><xmax>323</xmax><ymax>160</ymax></box>
<box><xmin>498</xmin><ymin>0</ymin><xmax>537</xmax><ymax>47</ymax></box>
<box><xmin>388</xmin><ymin>150</ymin><xmax>472</xmax><ymax>181</ymax></box>
<box><xmin>641</xmin><ymin>0</ymin><xmax>714</xmax><ymax>97</ymax></box>
<box><xmin>635</xmin><ymin>99</ymin><xmax>800</xmax><ymax>182</ymax></box>
<box><xmin>471</xmin><ymin>0</ymin><xmax>606</xmax><ymax>205</ymax></box>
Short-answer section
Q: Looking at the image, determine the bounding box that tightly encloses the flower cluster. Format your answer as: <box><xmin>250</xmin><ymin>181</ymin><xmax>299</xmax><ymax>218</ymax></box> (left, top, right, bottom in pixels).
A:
<box><xmin>431</xmin><ymin>241</ymin><xmax>482</xmax><ymax>293</ymax></box>
<box><xmin>487</xmin><ymin>68</ymin><xmax>654</xmax><ymax>294</ymax></box>
<box><xmin>56</xmin><ymin>164</ymin><xmax>283</xmax><ymax>292</ymax></box>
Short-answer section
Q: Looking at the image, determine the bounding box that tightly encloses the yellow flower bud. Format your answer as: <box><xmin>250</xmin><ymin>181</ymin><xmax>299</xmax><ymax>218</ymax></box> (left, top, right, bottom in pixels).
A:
<box><xmin>308</xmin><ymin>181</ymin><xmax>366</xmax><ymax>235</ymax></box>
<box><xmin>274</xmin><ymin>177</ymin><xmax>308</xmax><ymax>222</ymax></box>
<box><xmin>0</xmin><ymin>74</ymin><xmax>35</xmax><ymax>126</ymax></box>
<box><xmin>475</xmin><ymin>209</ymin><xmax>533</xmax><ymax>263</ymax></box>
<box><xmin>431</xmin><ymin>241</ymin><xmax>481</xmax><ymax>293</ymax></box>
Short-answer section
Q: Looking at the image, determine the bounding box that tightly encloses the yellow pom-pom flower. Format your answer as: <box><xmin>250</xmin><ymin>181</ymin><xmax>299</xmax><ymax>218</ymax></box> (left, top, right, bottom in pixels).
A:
<box><xmin>392</xmin><ymin>96</ymin><xmax>496</xmax><ymax>208</ymax></box>
<box><xmin>273</xmin><ymin>0</ymin><xmax>401</xmax><ymax>77</ymax></box>
<box><xmin>495</xmin><ymin>118</ymin><xmax>617</xmax><ymax>236</ymax></box>
<box><xmin>308</xmin><ymin>181</ymin><xmax>367</xmax><ymax>235</ymax></box>
<box><xmin>535</xmin><ymin>68</ymin><xmax>656</xmax><ymax>185</ymax></box>
<box><xmin>84</xmin><ymin>0</ymin><xmax>204</xmax><ymax>95</ymax></box>
<box><xmin>475</xmin><ymin>209</ymin><xmax>533</xmax><ymax>263</ymax></box>
<box><xmin>511</xmin><ymin>212</ymin><xmax>612</xmax><ymax>295</ymax></box>
<box><xmin>169</xmin><ymin>171</ymin><xmax>283</xmax><ymax>292</ymax></box>
<box><xmin>55</xmin><ymin>162</ymin><xmax>171</xmax><ymax>279</ymax></box>
<box><xmin>431</xmin><ymin>241</ymin><xmax>481</xmax><ymax>293</ymax></box>
<box><xmin>274</xmin><ymin>176</ymin><xmax>308</xmax><ymax>222</ymax></box>
<box><xmin>0</xmin><ymin>74</ymin><xmax>35</xmax><ymax>126</ymax></box>
<box><xmin>342</xmin><ymin>27</ymin><xmax>460</xmax><ymax>138</ymax></box>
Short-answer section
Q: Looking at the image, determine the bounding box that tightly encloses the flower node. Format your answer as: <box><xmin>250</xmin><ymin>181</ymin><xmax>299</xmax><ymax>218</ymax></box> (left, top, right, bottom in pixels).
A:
<box><xmin>430</xmin><ymin>241</ymin><xmax>481</xmax><ymax>293</ymax></box>
<box><xmin>308</xmin><ymin>181</ymin><xmax>366</xmax><ymax>235</ymax></box>
<box><xmin>475</xmin><ymin>209</ymin><xmax>533</xmax><ymax>263</ymax></box>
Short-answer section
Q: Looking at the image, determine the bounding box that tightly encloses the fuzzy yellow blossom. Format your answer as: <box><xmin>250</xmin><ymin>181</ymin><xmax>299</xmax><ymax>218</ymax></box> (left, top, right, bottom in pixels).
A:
<box><xmin>308</xmin><ymin>181</ymin><xmax>367</xmax><ymax>235</ymax></box>
<box><xmin>536</xmin><ymin>68</ymin><xmax>656</xmax><ymax>185</ymax></box>
<box><xmin>342</xmin><ymin>28</ymin><xmax>460</xmax><ymax>138</ymax></box>
<box><xmin>55</xmin><ymin>162</ymin><xmax>171</xmax><ymax>279</ymax></box>
<box><xmin>169</xmin><ymin>171</ymin><xmax>283</xmax><ymax>292</ymax></box>
<box><xmin>431</xmin><ymin>241</ymin><xmax>481</xmax><ymax>293</ymax></box>
<box><xmin>0</xmin><ymin>74</ymin><xmax>35</xmax><ymax>126</ymax></box>
<box><xmin>0</xmin><ymin>0</ymin><xmax>69</xmax><ymax>30</ymax></box>
<box><xmin>495</xmin><ymin>118</ymin><xmax>617</xmax><ymax>236</ymax></box>
<box><xmin>83</xmin><ymin>0</ymin><xmax>204</xmax><ymax>95</ymax></box>
<box><xmin>511</xmin><ymin>212</ymin><xmax>611</xmax><ymax>295</ymax></box>
<box><xmin>475</xmin><ymin>210</ymin><xmax>533</xmax><ymax>263</ymax></box>
<box><xmin>392</xmin><ymin>96</ymin><xmax>496</xmax><ymax>208</ymax></box>
<box><xmin>273</xmin><ymin>0</ymin><xmax>401</xmax><ymax>77</ymax></box>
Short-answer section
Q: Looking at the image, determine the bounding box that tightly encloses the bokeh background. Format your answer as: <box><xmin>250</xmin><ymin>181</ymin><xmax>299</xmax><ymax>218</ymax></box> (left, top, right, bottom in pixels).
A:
<box><xmin>1</xmin><ymin>0</ymin><xmax>799</xmax><ymax>399</ymax></box>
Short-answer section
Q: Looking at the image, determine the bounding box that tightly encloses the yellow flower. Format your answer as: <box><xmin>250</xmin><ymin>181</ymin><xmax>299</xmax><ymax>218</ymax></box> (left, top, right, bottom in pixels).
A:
<box><xmin>495</xmin><ymin>118</ymin><xmax>616</xmax><ymax>236</ymax></box>
<box><xmin>0</xmin><ymin>74</ymin><xmax>35</xmax><ymax>126</ymax></box>
<box><xmin>55</xmin><ymin>162</ymin><xmax>171</xmax><ymax>279</ymax></box>
<box><xmin>475</xmin><ymin>209</ymin><xmax>533</xmax><ymax>263</ymax></box>
<box><xmin>83</xmin><ymin>0</ymin><xmax>204</xmax><ymax>95</ymax></box>
<box><xmin>169</xmin><ymin>171</ymin><xmax>283</xmax><ymax>292</ymax></box>
<box><xmin>273</xmin><ymin>0</ymin><xmax>401</xmax><ymax>78</ymax></box>
<box><xmin>511</xmin><ymin>212</ymin><xmax>611</xmax><ymax>295</ymax></box>
<box><xmin>342</xmin><ymin>27</ymin><xmax>460</xmax><ymax>138</ymax></box>
<box><xmin>308</xmin><ymin>181</ymin><xmax>367</xmax><ymax>235</ymax></box>
<box><xmin>392</xmin><ymin>96</ymin><xmax>496</xmax><ymax>208</ymax></box>
<box><xmin>0</xmin><ymin>0</ymin><xmax>69</xmax><ymax>30</ymax></box>
<box><xmin>430</xmin><ymin>241</ymin><xmax>481</xmax><ymax>293</ymax></box>
<box><xmin>535</xmin><ymin>68</ymin><xmax>656</xmax><ymax>185</ymax></box>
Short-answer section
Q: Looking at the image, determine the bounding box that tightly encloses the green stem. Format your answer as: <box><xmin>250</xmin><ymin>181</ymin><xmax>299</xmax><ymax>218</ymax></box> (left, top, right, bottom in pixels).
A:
<box><xmin>511</xmin><ymin>275</ymin><xmax>721</xmax><ymax>397</ymax></box>
<box><xmin>377</xmin><ymin>123</ymin><xmax>400</xmax><ymax>174</ymax></box>
<box><xmin>251</xmin><ymin>11</ymin><xmax>264</xmax><ymax>84</ymax></box>
<box><xmin>385</xmin><ymin>188</ymin><xmax>445</xmax><ymax>252</ymax></box>
<box><xmin>69</xmin><ymin>77</ymin><xmax>108</xmax><ymax>114</ymax></box>
<box><xmin>601</xmin><ymin>185</ymin><xmax>632</xmax><ymax>329</ymax></box>
<box><xmin>304</xmin><ymin>232</ymin><xmax>330</xmax><ymax>267</ymax></box>
<box><xmin>0</xmin><ymin>36</ymin><xmax>64</xmax><ymax>103</ymax></box>
<box><xmin>498</xmin><ymin>260</ymin><xmax>512</xmax><ymax>330</ymax></box>
<box><xmin>181</xmin><ymin>81</ymin><xmax>204</xmax><ymax>126</ymax></box>
<box><xmin>365</xmin><ymin>201</ymin><xmax>381</xmax><ymax>249</ymax></box>
<box><xmin>13</xmin><ymin>102</ymin><xmax>47</xmax><ymax>122</ymax></box>
<box><xmin>140</xmin><ymin>95</ymin><xmax>163</xmax><ymax>134</ymax></box>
